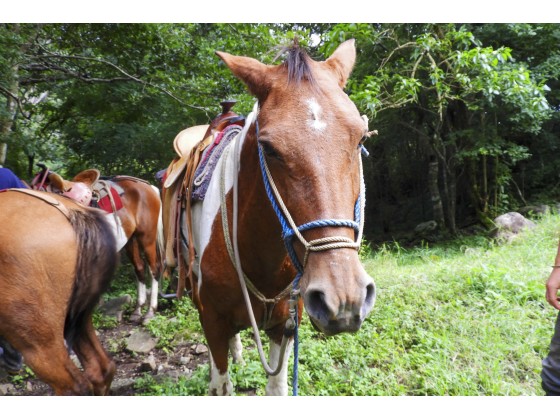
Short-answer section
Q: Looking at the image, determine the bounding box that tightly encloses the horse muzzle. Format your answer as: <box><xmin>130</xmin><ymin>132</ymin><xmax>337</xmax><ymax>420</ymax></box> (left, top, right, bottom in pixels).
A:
<box><xmin>300</xmin><ymin>256</ymin><xmax>376</xmax><ymax>336</ymax></box>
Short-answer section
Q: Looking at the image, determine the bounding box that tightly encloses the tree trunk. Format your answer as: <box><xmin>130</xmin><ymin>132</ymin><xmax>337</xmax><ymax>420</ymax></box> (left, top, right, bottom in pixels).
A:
<box><xmin>467</xmin><ymin>158</ymin><xmax>494</xmax><ymax>229</ymax></box>
<box><xmin>0</xmin><ymin>143</ymin><xmax>6</xmax><ymax>167</ymax></box>
<box><xmin>0</xmin><ymin>23</ymin><xmax>20</xmax><ymax>167</ymax></box>
<box><xmin>428</xmin><ymin>154</ymin><xmax>446</xmax><ymax>231</ymax></box>
<box><xmin>441</xmin><ymin>162</ymin><xmax>457</xmax><ymax>235</ymax></box>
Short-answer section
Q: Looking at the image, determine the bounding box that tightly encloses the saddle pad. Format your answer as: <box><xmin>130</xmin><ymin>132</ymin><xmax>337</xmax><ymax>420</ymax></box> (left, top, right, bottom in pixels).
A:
<box><xmin>191</xmin><ymin>124</ymin><xmax>242</xmax><ymax>201</ymax></box>
<box><xmin>96</xmin><ymin>186</ymin><xmax>123</xmax><ymax>213</ymax></box>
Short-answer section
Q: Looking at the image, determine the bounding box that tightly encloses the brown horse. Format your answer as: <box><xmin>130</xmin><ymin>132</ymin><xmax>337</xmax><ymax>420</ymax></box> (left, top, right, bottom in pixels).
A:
<box><xmin>165</xmin><ymin>39</ymin><xmax>375</xmax><ymax>395</ymax></box>
<box><xmin>32</xmin><ymin>168</ymin><xmax>165</xmax><ymax>324</ymax></box>
<box><xmin>0</xmin><ymin>188</ymin><xmax>118</xmax><ymax>395</ymax></box>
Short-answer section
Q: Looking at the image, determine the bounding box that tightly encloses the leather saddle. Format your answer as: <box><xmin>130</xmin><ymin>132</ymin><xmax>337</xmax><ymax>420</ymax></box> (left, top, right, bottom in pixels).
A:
<box><xmin>162</xmin><ymin>100</ymin><xmax>245</xmax><ymax>297</ymax></box>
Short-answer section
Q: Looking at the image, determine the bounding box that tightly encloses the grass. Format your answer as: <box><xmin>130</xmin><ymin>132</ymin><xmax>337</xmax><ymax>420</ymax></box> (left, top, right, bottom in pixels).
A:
<box><xmin>124</xmin><ymin>213</ymin><xmax>560</xmax><ymax>395</ymax></box>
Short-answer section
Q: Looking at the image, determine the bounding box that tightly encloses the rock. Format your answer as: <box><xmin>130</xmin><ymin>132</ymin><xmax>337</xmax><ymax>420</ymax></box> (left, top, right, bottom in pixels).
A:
<box><xmin>518</xmin><ymin>204</ymin><xmax>551</xmax><ymax>217</ymax></box>
<box><xmin>126</xmin><ymin>330</ymin><xmax>158</xmax><ymax>354</ymax></box>
<box><xmin>111</xmin><ymin>377</ymin><xmax>136</xmax><ymax>391</ymax></box>
<box><xmin>413</xmin><ymin>220</ymin><xmax>439</xmax><ymax>241</ymax></box>
<box><xmin>191</xmin><ymin>344</ymin><xmax>208</xmax><ymax>355</ymax></box>
<box><xmin>179</xmin><ymin>355</ymin><xmax>192</xmax><ymax>365</ymax></box>
<box><xmin>414</xmin><ymin>220</ymin><xmax>437</xmax><ymax>235</ymax></box>
<box><xmin>139</xmin><ymin>354</ymin><xmax>158</xmax><ymax>372</ymax></box>
<box><xmin>0</xmin><ymin>383</ymin><xmax>16</xmax><ymax>395</ymax></box>
<box><xmin>493</xmin><ymin>212</ymin><xmax>536</xmax><ymax>242</ymax></box>
<box><xmin>98</xmin><ymin>294</ymin><xmax>133</xmax><ymax>322</ymax></box>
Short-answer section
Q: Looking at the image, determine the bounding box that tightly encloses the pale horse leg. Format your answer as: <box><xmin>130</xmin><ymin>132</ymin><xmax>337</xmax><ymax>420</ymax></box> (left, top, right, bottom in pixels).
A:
<box><xmin>209</xmin><ymin>351</ymin><xmax>233</xmax><ymax>396</ymax></box>
<box><xmin>208</xmin><ymin>335</ymin><xmax>292</xmax><ymax>395</ymax></box>
<box><xmin>265</xmin><ymin>339</ymin><xmax>293</xmax><ymax>396</ymax></box>
<box><xmin>129</xmin><ymin>280</ymin><xmax>146</xmax><ymax>322</ymax></box>
<box><xmin>207</xmin><ymin>334</ymin><xmax>244</xmax><ymax>395</ymax></box>
<box><xmin>142</xmin><ymin>269</ymin><xmax>159</xmax><ymax>325</ymax></box>
<box><xmin>229</xmin><ymin>333</ymin><xmax>244</xmax><ymax>365</ymax></box>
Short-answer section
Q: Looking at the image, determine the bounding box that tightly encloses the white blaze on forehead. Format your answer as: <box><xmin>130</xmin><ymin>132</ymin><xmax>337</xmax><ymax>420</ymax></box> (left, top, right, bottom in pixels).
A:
<box><xmin>306</xmin><ymin>98</ymin><xmax>327</xmax><ymax>132</ymax></box>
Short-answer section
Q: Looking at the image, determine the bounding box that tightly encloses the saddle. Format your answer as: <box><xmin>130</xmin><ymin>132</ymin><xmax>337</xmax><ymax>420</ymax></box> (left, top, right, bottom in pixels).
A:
<box><xmin>162</xmin><ymin>100</ymin><xmax>245</xmax><ymax>298</ymax></box>
<box><xmin>32</xmin><ymin>167</ymin><xmax>127</xmax><ymax>215</ymax></box>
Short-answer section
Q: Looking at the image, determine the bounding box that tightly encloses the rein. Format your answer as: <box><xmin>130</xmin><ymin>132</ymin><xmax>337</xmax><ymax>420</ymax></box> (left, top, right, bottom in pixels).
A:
<box><xmin>222</xmin><ymin>102</ymin><xmax>367</xmax><ymax>396</ymax></box>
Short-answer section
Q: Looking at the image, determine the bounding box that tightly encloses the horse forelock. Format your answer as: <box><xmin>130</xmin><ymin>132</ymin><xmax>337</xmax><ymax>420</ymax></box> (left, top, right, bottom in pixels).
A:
<box><xmin>279</xmin><ymin>45</ymin><xmax>316</xmax><ymax>88</ymax></box>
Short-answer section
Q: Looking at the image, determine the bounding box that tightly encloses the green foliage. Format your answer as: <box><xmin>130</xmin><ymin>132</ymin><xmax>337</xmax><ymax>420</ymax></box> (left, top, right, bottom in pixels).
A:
<box><xmin>144</xmin><ymin>297</ymin><xmax>204</xmax><ymax>352</ymax></box>
<box><xmin>133</xmin><ymin>368</ymin><xmax>209</xmax><ymax>396</ymax></box>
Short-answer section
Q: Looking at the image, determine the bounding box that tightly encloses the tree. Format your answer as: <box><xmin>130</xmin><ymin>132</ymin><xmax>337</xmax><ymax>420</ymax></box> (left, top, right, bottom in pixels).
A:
<box><xmin>322</xmin><ymin>23</ymin><xmax>551</xmax><ymax>234</ymax></box>
<box><xmin>0</xmin><ymin>23</ymin><xmax>323</xmax><ymax>180</ymax></box>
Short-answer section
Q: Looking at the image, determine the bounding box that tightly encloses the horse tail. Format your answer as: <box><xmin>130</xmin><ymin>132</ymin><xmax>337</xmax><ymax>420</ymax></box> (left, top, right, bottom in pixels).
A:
<box><xmin>64</xmin><ymin>208</ymin><xmax>119</xmax><ymax>347</ymax></box>
<box><xmin>151</xmin><ymin>184</ymin><xmax>166</xmax><ymax>278</ymax></box>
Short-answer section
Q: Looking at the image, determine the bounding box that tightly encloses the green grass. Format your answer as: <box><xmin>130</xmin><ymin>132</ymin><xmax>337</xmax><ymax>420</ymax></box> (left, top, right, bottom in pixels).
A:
<box><xmin>129</xmin><ymin>213</ymin><xmax>560</xmax><ymax>395</ymax></box>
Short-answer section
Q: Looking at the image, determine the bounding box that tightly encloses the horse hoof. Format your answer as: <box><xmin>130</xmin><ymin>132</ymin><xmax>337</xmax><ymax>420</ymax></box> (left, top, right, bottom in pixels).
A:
<box><xmin>142</xmin><ymin>313</ymin><xmax>155</xmax><ymax>325</ymax></box>
<box><xmin>129</xmin><ymin>313</ymin><xmax>142</xmax><ymax>323</ymax></box>
<box><xmin>0</xmin><ymin>345</ymin><xmax>23</xmax><ymax>374</ymax></box>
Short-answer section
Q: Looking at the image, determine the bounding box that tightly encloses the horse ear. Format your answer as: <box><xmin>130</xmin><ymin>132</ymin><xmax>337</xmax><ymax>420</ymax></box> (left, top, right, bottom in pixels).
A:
<box><xmin>216</xmin><ymin>51</ymin><xmax>271</xmax><ymax>99</ymax></box>
<box><xmin>72</xmin><ymin>168</ymin><xmax>100</xmax><ymax>186</ymax></box>
<box><xmin>324</xmin><ymin>39</ymin><xmax>356</xmax><ymax>88</ymax></box>
<box><xmin>48</xmin><ymin>172</ymin><xmax>72</xmax><ymax>192</ymax></box>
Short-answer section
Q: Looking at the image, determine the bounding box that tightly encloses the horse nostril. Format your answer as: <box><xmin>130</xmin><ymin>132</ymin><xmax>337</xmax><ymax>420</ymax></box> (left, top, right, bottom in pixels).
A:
<box><xmin>365</xmin><ymin>283</ymin><xmax>376</xmax><ymax>306</ymax></box>
<box><xmin>306</xmin><ymin>290</ymin><xmax>329</xmax><ymax>322</ymax></box>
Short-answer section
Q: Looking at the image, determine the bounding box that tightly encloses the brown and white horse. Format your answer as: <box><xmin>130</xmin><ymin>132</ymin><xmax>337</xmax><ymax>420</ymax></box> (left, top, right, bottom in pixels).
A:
<box><xmin>0</xmin><ymin>189</ymin><xmax>118</xmax><ymax>395</ymax></box>
<box><xmin>32</xmin><ymin>168</ymin><xmax>165</xmax><ymax>324</ymax></box>
<box><xmin>169</xmin><ymin>39</ymin><xmax>375</xmax><ymax>395</ymax></box>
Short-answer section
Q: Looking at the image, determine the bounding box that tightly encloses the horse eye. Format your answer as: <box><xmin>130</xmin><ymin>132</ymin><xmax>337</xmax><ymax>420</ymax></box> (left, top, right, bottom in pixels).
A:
<box><xmin>259</xmin><ymin>140</ymin><xmax>281</xmax><ymax>160</ymax></box>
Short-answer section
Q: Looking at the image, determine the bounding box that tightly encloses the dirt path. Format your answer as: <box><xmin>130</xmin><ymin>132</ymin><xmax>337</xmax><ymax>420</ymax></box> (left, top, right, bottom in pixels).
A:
<box><xmin>0</xmin><ymin>320</ymin><xmax>208</xmax><ymax>396</ymax></box>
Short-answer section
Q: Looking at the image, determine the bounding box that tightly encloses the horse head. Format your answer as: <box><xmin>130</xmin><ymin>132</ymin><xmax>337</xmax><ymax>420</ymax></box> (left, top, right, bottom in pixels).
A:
<box><xmin>217</xmin><ymin>39</ymin><xmax>376</xmax><ymax>336</ymax></box>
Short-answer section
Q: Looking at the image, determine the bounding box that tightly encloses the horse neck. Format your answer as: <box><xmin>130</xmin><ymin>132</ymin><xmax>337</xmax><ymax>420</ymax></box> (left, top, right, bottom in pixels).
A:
<box><xmin>235</xmin><ymin>127</ymin><xmax>295</xmax><ymax>288</ymax></box>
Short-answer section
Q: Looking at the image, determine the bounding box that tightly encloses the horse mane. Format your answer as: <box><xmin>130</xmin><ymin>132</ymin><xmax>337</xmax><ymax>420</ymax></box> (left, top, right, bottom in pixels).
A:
<box><xmin>277</xmin><ymin>39</ymin><xmax>317</xmax><ymax>89</ymax></box>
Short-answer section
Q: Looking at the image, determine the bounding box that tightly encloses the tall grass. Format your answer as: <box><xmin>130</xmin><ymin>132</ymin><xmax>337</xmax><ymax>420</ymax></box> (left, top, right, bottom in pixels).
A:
<box><xmin>137</xmin><ymin>213</ymin><xmax>560</xmax><ymax>396</ymax></box>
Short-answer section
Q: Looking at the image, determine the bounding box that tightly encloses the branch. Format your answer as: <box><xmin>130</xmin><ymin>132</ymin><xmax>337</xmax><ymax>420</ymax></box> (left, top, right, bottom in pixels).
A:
<box><xmin>425</xmin><ymin>52</ymin><xmax>444</xmax><ymax>120</ymax></box>
<box><xmin>31</xmin><ymin>47</ymin><xmax>208</xmax><ymax>113</ymax></box>
<box><xmin>0</xmin><ymin>85</ymin><xmax>31</xmax><ymax>120</ymax></box>
<box><xmin>379</xmin><ymin>41</ymin><xmax>417</xmax><ymax>70</ymax></box>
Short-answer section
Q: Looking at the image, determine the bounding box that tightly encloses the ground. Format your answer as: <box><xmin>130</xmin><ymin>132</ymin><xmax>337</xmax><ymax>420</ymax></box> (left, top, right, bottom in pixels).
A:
<box><xmin>0</xmin><ymin>318</ymin><xmax>209</xmax><ymax>396</ymax></box>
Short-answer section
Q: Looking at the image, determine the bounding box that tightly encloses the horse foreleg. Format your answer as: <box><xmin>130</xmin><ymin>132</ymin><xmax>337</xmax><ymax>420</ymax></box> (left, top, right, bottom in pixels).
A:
<box><xmin>73</xmin><ymin>316</ymin><xmax>116</xmax><ymax>396</ymax></box>
<box><xmin>265</xmin><ymin>338</ymin><xmax>293</xmax><ymax>396</ymax></box>
<box><xmin>229</xmin><ymin>333</ymin><xmax>244</xmax><ymax>365</ymax></box>
<box><xmin>204</xmin><ymin>318</ymin><xmax>234</xmax><ymax>395</ymax></box>
<box><xmin>208</xmin><ymin>349</ymin><xmax>233</xmax><ymax>396</ymax></box>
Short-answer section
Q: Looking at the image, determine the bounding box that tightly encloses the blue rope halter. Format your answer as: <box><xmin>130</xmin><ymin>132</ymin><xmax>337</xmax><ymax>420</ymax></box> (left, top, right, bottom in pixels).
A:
<box><xmin>255</xmin><ymin>119</ymin><xmax>368</xmax><ymax>396</ymax></box>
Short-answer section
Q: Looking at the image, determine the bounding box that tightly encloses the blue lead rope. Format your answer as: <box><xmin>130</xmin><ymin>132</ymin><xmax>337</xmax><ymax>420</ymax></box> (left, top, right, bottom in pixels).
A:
<box><xmin>256</xmin><ymin>120</ymin><xmax>368</xmax><ymax>396</ymax></box>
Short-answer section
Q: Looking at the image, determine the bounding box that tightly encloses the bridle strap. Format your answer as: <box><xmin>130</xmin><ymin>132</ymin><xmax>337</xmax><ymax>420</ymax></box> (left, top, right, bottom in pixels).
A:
<box><xmin>257</xmin><ymin>123</ymin><xmax>366</xmax><ymax>278</ymax></box>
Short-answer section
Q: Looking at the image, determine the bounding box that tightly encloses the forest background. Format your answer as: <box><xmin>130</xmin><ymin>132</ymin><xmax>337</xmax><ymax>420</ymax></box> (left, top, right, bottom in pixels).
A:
<box><xmin>1</xmin><ymin>22</ymin><xmax>559</xmax><ymax>242</ymax></box>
